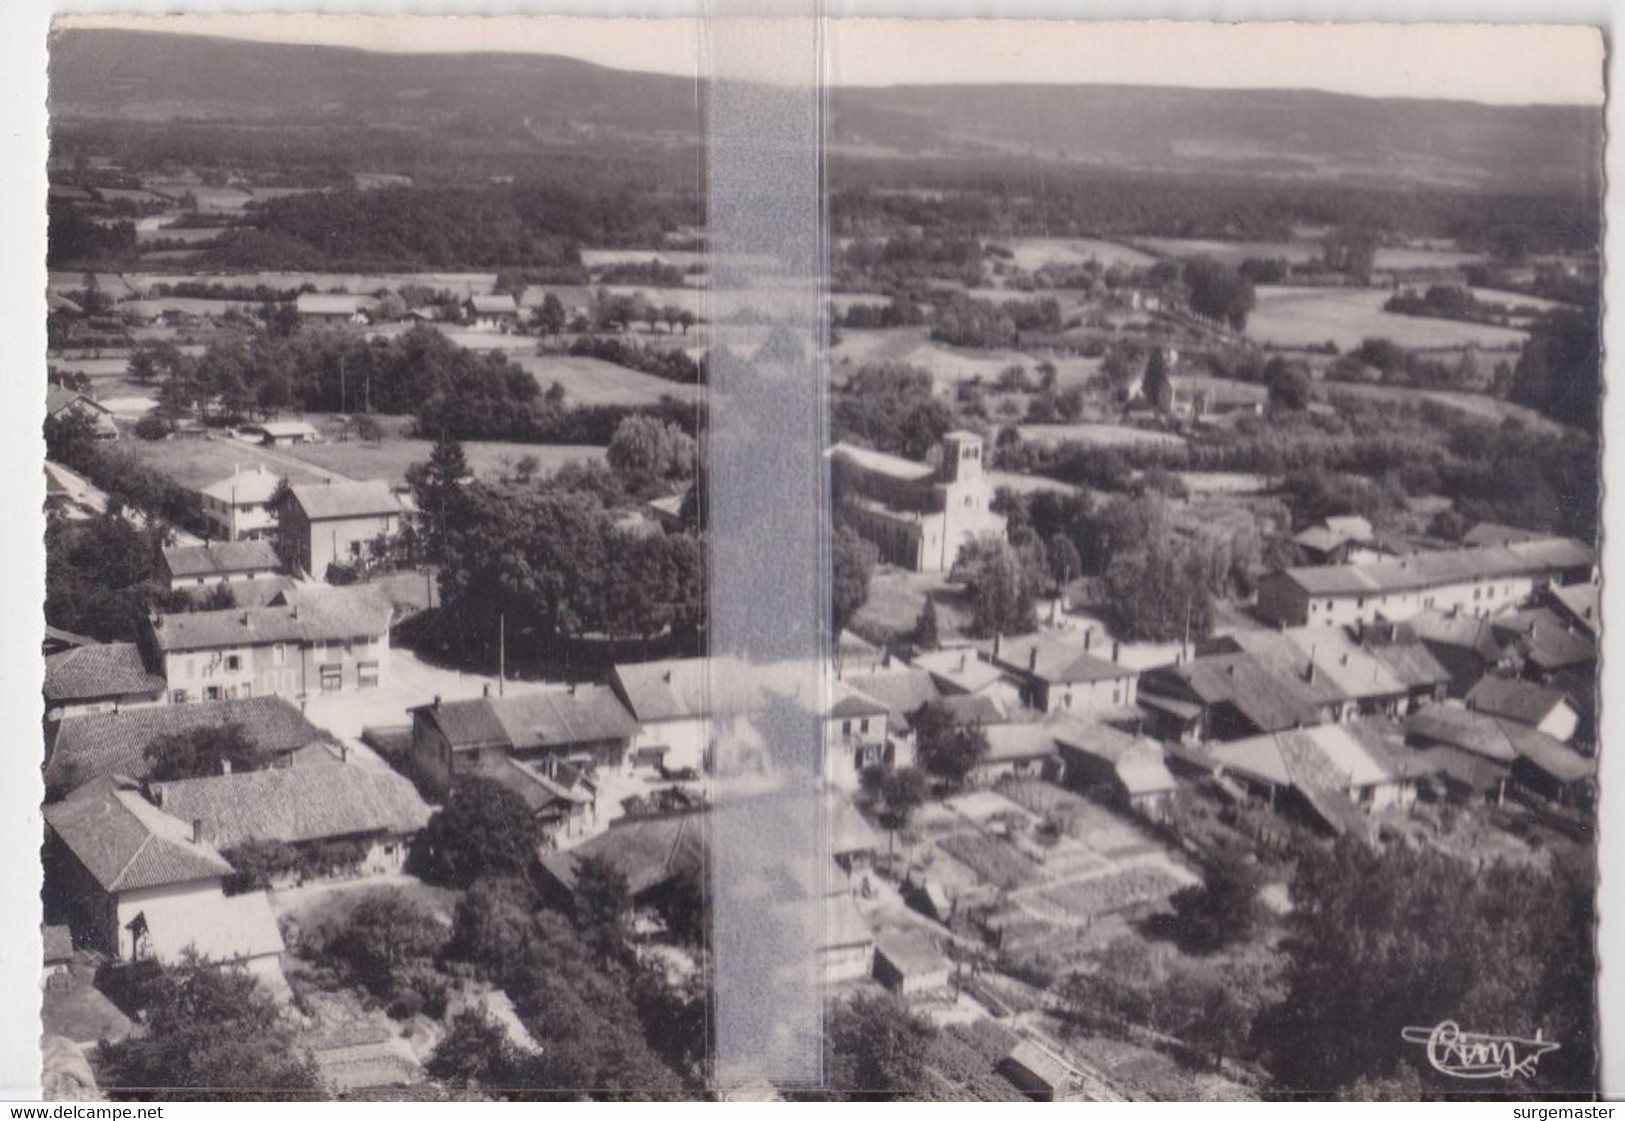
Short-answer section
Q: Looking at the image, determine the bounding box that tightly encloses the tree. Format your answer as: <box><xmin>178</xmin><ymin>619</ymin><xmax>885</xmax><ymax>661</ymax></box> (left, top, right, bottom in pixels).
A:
<box><xmin>911</xmin><ymin>702</ymin><xmax>989</xmax><ymax>787</ymax></box>
<box><xmin>1142</xmin><ymin>345</ymin><xmax>1172</xmax><ymax>411</ymax></box>
<box><xmin>413</xmin><ymin>776</ymin><xmax>543</xmax><ymax>888</ymax></box>
<box><xmin>822</xmin><ymin>992</ymin><xmax>937</xmax><ymax>1099</ymax></box>
<box><xmin>353</xmin><ymin>414</ymin><xmax>385</xmax><ymax>444</ymax></box>
<box><xmin>954</xmin><ymin>537</ymin><xmax>1035</xmax><ymax>638</ymax></box>
<box><xmin>606</xmin><ymin>415</ymin><xmax>696</xmax><ymax>493</ymax></box>
<box><xmin>406</xmin><ymin>433</ymin><xmax>469</xmax><ymax>563</ymax></box>
<box><xmin>427</xmin><ymin>1009</ymin><xmax>521</xmax><ymax>1089</ymax></box>
<box><xmin>572</xmin><ymin>855</ymin><xmax>632</xmax><ymax>961</ymax></box>
<box><xmin>144</xmin><ymin>722</ymin><xmax>265</xmax><ymax>781</ymax></box>
<box><xmin>95</xmin><ymin>956</ymin><xmax>320</xmax><ymax>1100</ymax></box>
<box><xmin>1182</xmin><ymin>257</ymin><xmax>1256</xmax><ymax>330</ymax></box>
<box><xmin>910</xmin><ymin>598</ymin><xmax>940</xmax><ymax>651</ymax></box>
<box><xmin>1165</xmin><ymin>851</ymin><xmax>1265</xmax><ymax>952</ymax></box>
<box><xmin>877</xmin><ymin>767</ymin><xmax>929</xmax><ymax>829</ymax></box>
<box><xmin>1266</xmin><ymin>357</ymin><xmax>1312</xmax><ymax>411</ymax></box>
<box><xmin>831</xmin><ymin>525</ymin><xmax>879</xmax><ymax>635</ymax></box>
<box><xmin>1103</xmin><ymin>542</ymin><xmax>1215</xmax><ymax>644</ymax></box>
<box><xmin>44</xmin><ymin>409</ymin><xmax>102</xmax><ymax>468</ymax></box>
<box><xmin>320</xmin><ymin>888</ymin><xmax>447</xmax><ymax>997</ymax></box>
<box><xmin>533</xmin><ymin>293</ymin><xmax>567</xmax><ymax>337</ymax></box>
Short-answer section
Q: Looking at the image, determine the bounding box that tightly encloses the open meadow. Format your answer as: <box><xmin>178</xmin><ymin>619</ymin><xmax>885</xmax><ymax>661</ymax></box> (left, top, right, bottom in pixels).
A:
<box><xmin>1247</xmin><ymin>286</ymin><xmax>1529</xmax><ymax>351</ymax></box>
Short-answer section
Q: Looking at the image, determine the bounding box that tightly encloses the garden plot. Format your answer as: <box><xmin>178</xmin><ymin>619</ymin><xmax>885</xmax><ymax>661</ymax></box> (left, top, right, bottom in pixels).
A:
<box><xmin>1002</xmin><ymin>237</ymin><xmax>1159</xmax><ymax>272</ymax></box>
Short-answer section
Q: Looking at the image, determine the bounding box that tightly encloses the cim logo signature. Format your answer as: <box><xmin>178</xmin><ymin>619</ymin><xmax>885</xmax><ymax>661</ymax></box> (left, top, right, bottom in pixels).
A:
<box><xmin>1401</xmin><ymin>1021</ymin><xmax>1560</xmax><ymax>1081</ymax></box>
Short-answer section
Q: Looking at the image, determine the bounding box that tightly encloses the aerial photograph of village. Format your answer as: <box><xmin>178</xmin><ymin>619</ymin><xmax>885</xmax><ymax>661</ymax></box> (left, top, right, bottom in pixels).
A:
<box><xmin>36</xmin><ymin>17</ymin><xmax>1603</xmax><ymax>1102</ymax></box>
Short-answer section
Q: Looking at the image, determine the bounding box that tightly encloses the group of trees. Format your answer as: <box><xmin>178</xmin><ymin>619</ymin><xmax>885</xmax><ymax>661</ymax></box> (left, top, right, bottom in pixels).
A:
<box><xmin>1180</xmin><ymin>257</ymin><xmax>1257</xmax><ymax>331</ymax></box>
<box><xmin>831</xmin><ymin>363</ymin><xmax>955</xmax><ymax>462</ymax></box>
<box><xmin>569</xmin><ymin>335</ymin><xmax>703</xmax><ymax>384</ymax></box>
<box><xmin>929</xmin><ymin>293</ymin><xmax>1065</xmax><ymax>349</ymax></box>
<box><xmin>427</xmin><ymin>468</ymin><xmax>705</xmax><ymax>657</ymax></box>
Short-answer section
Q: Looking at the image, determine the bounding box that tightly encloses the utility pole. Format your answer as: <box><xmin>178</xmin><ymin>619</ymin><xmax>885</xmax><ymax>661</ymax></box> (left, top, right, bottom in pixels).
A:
<box><xmin>498</xmin><ymin>613</ymin><xmax>506</xmax><ymax>696</ymax></box>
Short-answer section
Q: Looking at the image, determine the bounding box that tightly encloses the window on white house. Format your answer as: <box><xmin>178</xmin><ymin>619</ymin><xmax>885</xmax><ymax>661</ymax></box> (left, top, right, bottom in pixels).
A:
<box><xmin>841</xmin><ymin>720</ymin><xmax>852</xmax><ymax>736</ymax></box>
<box><xmin>226</xmin><ymin>654</ymin><xmax>241</xmax><ymax>672</ymax></box>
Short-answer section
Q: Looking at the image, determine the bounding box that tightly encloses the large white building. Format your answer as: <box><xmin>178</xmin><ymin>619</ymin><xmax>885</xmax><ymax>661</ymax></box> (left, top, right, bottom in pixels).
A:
<box><xmin>1256</xmin><ymin>537</ymin><xmax>1596</xmax><ymax>630</ymax></box>
<box><xmin>829</xmin><ymin>431</ymin><xmax>1006</xmax><ymax>573</ymax></box>
<box><xmin>199</xmin><ymin>464</ymin><xmax>283</xmax><ymax>542</ymax></box>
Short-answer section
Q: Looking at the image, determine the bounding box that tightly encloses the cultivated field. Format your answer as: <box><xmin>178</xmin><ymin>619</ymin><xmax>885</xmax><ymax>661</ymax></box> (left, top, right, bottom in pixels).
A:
<box><xmin>831</xmin><ymin>327</ymin><xmax>1104</xmax><ymax>393</ymax></box>
<box><xmin>1001</xmin><ymin>237</ymin><xmax>1159</xmax><ymax>272</ymax></box>
<box><xmin>1247</xmin><ymin>286</ymin><xmax>1528</xmax><ymax>351</ymax></box>
<box><xmin>580</xmin><ymin>248</ymin><xmax>705</xmax><ymax>269</ymax></box>
<box><xmin>1014</xmin><ymin>423</ymin><xmax>1185</xmax><ymax>449</ymax></box>
<box><xmin>1137</xmin><ymin>237</ymin><xmax>1491</xmax><ymax>272</ymax></box>
<box><xmin>1323</xmin><ymin>383</ymin><xmax>1571</xmax><ymax>436</ymax></box>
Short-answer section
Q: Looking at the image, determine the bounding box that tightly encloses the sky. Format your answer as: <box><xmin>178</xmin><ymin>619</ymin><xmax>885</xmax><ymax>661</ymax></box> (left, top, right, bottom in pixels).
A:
<box><xmin>52</xmin><ymin>13</ymin><xmax>1605</xmax><ymax>106</ymax></box>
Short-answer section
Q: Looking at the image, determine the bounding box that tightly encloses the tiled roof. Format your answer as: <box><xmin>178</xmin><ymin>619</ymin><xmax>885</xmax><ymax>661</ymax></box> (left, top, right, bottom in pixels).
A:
<box><xmin>1279</xmin><ymin>537</ymin><xmax>1595</xmax><ymax>598</ymax></box>
<box><xmin>44</xmin><ymin>782</ymin><xmax>233</xmax><ymax>893</ymax></box>
<box><xmin>421</xmin><ymin>686</ymin><xmax>640</xmax><ymax>752</ymax></box>
<box><xmin>468</xmin><ymin>293</ymin><xmax>518</xmax><ymax>315</ymax></box>
<box><xmin>256</xmin><ymin>420</ymin><xmax>319</xmax><ymax>439</ymax></box>
<box><xmin>1402</xmin><ymin>611</ymin><xmax>1507</xmax><ymax>659</ymax></box>
<box><xmin>1147</xmin><ymin>652</ymin><xmax>1323</xmax><ymax>734</ymax></box>
<box><xmin>539</xmin><ymin>812</ymin><xmax>705</xmax><ymax>897</ymax></box>
<box><xmin>200</xmin><ymin>465</ymin><xmax>283</xmax><ymax>504</ymax></box>
<box><xmin>1362</xmin><ymin>637</ymin><xmax>1452</xmax><ymax>690</ymax></box>
<box><xmin>910</xmin><ymin>647</ymin><xmax>1009</xmax><ymax>694</ymax></box>
<box><xmin>1465</xmin><ymin>677</ymin><xmax>1569</xmax><ymax>729</ymax></box>
<box><xmin>296</xmin><ymin>293</ymin><xmax>375</xmax><ymax>316</ymax></box>
<box><xmin>993</xmin><ymin>634</ymin><xmax>1136</xmax><ymax>685</ymax></box>
<box><xmin>828</xmin><ymin>442</ymin><xmax>936</xmax><ymax>483</ymax></box>
<box><xmin>938</xmin><ymin>693</ymin><xmax>1008</xmax><ymax>726</ymax></box>
<box><xmin>1227</xmin><ymin>628</ymin><xmax>1408</xmax><ymax>703</ymax></box>
<box><xmin>161</xmin><ymin>540</ymin><xmax>281</xmax><ymax>580</ymax></box>
<box><xmin>874</xmin><ymin>928</ymin><xmax>948</xmax><ymax>978</ymax></box>
<box><xmin>1548</xmin><ymin>583</ymin><xmax>1599</xmax><ymax>636</ymax></box>
<box><xmin>1463</xmin><ymin>522</ymin><xmax>1546</xmax><ymax>547</ymax></box>
<box><xmin>285</xmin><ymin>479</ymin><xmax>401</xmax><ymax>521</ymax></box>
<box><xmin>1489</xmin><ymin>609</ymin><xmax>1597</xmax><ymax>672</ymax></box>
<box><xmin>982</xmin><ymin>723</ymin><xmax>1059</xmax><ymax>765</ymax></box>
<box><xmin>151</xmin><ymin>764</ymin><xmax>431</xmax><ymax>850</ymax></box>
<box><xmin>149</xmin><ymin>586</ymin><xmax>392</xmax><ymax>653</ymax></box>
<box><xmin>830</xmin><ymin>681</ymin><xmax>892</xmax><ymax>721</ymax></box>
<box><xmin>1405</xmin><ymin>705</ymin><xmax>1591</xmax><ymax>784</ymax></box>
<box><xmin>841</xmin><ymin>667</ymin><xmax>941</xmax><ymax>722</ymax></box>
<box><xmin>613</xmin><ymin>658</ymin><xmax>714</xmax><ymax>723</ymax></box>
<box><xmin>45</xmin><ymin>697</ymin><xmax>324</xmax><ymax>792</ymax></box>
<box><xmin>43</xmin><ymin>643</ymin><xmax>166</xmax><ymax>704</ymax></box>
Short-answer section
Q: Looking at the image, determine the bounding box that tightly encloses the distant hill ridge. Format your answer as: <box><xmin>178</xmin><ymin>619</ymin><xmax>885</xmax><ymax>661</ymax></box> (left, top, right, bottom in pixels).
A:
<box><xmin>50</xmin><ymin>28</ymin><xmax>1599</xmax><ymax>193</ymax></box>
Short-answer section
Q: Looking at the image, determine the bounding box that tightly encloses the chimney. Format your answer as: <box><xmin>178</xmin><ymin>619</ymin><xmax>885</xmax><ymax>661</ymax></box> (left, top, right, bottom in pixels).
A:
<box><xmin>663</xmin><ymin>669</ymin><xmax>673</xmax><ymax>683</ymax></box>
<box><xmin>483</xmin><ymin>683</ymin><xmax>491</xmax><ymax>698</ymax></box>
<box><xmin>339</xmin><ymin>743</ymin><xmax>348</xmax><ymax>763</ymax></box>
<box><xmin>1528</xmin><ymin>622</ymin><xmax>1538</xmax><ymax>639</ymax></box>
<box><xmin>568</xmin><ymin>684</ymin><xmax>577</xmax><ymax>696</ymax></box>
<box><xmin>1340</xmin><ymin>653</ymin><xmax>1349</xmax><ymax>666</ymax></box>
<box><xmin>1028</xmin><ymin>648</ymin><xmax>1039</xmax><ymax>672</ymax></box>
<box><xmin>882</xmin><ymin>649</ymin><xmax>892</xmax><ymax>668</ymax></box>
<box><xmin>993</xmin><ymin>634</ymin><xmax>1002</xmax><ymax>659</ymax></box>
<box><xmin>433</xmin><ymin>694</ymin><xmax>442</xmax><ymax>710</ymax></box>
<box><xmin>1084</xmin><ymin>629</ymin><xmax>1092</xmax><ymax>652</ymax></box>
<box><xmin>204</xmin><ymin>539</ymin><xmax>212</xmax><ymax>550</ymax></box>
<box><xmin>1390</xmin><ymin>621</ymin><xmax>1400</xmax><ymax>641</ymax></box>
<box><xmin>191</xmin><ymin>819</ymin><xmax>204</xmax><ymax>844</ymax></box>
<box><xmin>958</xmin><ymin>652</ymin><xmax>967</xmax><ymax>672</ymax></box>
<box><xmin>1306</xmin><ymin>662</ymin><xmax>1317</xmax><ymax>684</ymax></box>
<box><xmin>1112</xmin><ymin>640</ymin><xmax>1121</xmax><ymax>664</ymax></box>
<box><xmin>221</xmin><ymin>758</ymin><xmax>232</xmax><ymax>775</ymax></box>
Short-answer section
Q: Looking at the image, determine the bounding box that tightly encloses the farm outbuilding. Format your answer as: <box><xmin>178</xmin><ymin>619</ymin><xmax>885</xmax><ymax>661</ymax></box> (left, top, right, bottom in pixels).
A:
<box><xmin>872</xmin><ymin>928</ymin><xmax>951</xmax><ymax>995</ymax></box>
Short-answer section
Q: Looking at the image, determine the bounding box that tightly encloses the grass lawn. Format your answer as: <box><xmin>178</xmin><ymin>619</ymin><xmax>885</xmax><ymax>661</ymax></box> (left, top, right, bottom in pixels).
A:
<box><xmin>510</xmin><ymin>353</ymin><xmax>702</xmax><ymax>408</ymax></box>
<box><xmin>286</xmin><ymin>437</ymin><xmax>607</xmax><ymax>487</ymax></box>
<box><xmin>118</xmin><ymin>434</ymin><xmax>333</xmax><ymax>490</ymax></box>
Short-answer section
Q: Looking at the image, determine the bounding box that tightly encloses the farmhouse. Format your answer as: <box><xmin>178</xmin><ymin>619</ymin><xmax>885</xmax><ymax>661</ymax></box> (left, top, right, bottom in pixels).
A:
<box><xmin>538</xmin><ymin>812</ymin><xmax>705</xmax><ymax>919</ymax></box>
<box><xmin>295</xmin><ymin>293</ymin><xmax>376</xmax><ymax>324</ymax></box>
<box><xmin>466</xmin><ymin>293</ymin><xmax>520</xmax><ymax>331</ymax></box>
<box><xmin>829</xmin><ymin>431</ymin><xmax>1006</xmax><ymax>573</ymax></box>
<box><xmin>610</xmin><ymin>657</ymin><xmax>729</xmax><ymax>774</ymax></box>
<box><xmin>1205</xmin><ymin>723</ymin><xmax>1413</xmax><ymax>834</ymax></box>
<box><xmin>199</xmin><ymin>464</ymin><xmax>284</xmax><ymax>542</ymax></box>
<box><xmin>275</xmin><ymin>478</ymin><xmax>403</xmax><ymax>580</ymax></box>
<box><xmin>1403</xmin><ymin>704</ymin><xmax>1594</xmax><ymax>806</ymax></box>
<box><xmin>160</xmin><ymin>539</ymin><xmax>282</xmax><ymax>591</ymax></box>
<box><xmin>825</xmin><ymin>681</ymin><xmax>897</xmax><ymax>792</ymax></box>
<box><xmin>1292</xmin><ymin>515</ymin><xmax>1385</xmax><ymax>566</ymax></box>
<box><xmin>976</xmin><ymin>723</ymin><xmax>1062</xmax><ymax>784</ymax></box>
<box><xmin>1256</xmin><ymin>537</ymin><xmax>1596</xmax><ymax>629</ymax></box>
<box><xmin>1546</xmin><ymin>582</ymin><xmax>1599</xmax><ymax>638</ymax></box>
<box><xmin>244</xmin><ymin>420</ymin><xmax>321</xmax><ymax>447</ymax></box>
<box><xmin>909</xmin><ymin>645</ymin><xmax>1015</xmax><ymax>699</ymax></box>
<box><xmin>44</xmin><ymin>695</ymin><xmax>329</xmax><ymax>796</ymax></box>
<box><xmin>46</xmin><ymin>386</ymin><xmax>119</xmax><ymax>440</ymax></box>
<box><xmin>43</xmin><ymin>778</ymin><xmax>284</xmax><ymax>987</ymax></box>
<box><xmin>1464</xmin><ymin>677</ymin><xmax>1581</xmax><ymax>743</ymax></box>
<box><xmin>1211</xmin><ymin>628</ymin><xmax>1414</xmax><ymax>721</ymax></box>
<box><xmin>1139</xmin><ymin>652</ymin><xmax>1325</xmax><ymax>744</ymax></box>
<box><xmin>149</xmin><ymin>763</ymin><xmax>432</xmax><ymax>880</ymax></box>
<box><xmin>409</xmin><ymin>685</ymin><xmax>642</xmax><ymax>796</ymax></box>
<box><xmin>1488</xmin><ymin>608</ymin><xmax>1597</xmax><ymax>678</ymax></box>
<box><xmin>147</xmin><ymin>585</ymin><xmax>393</xmax><ymax>703</ymax></box>
<box><xmin>989</xmin><ymin>632</ymin><xmax>1137</xmax><ymax>715</ymax></box>
<box><xmin>44</xmin><ymin>642</ymin><xmax>168</xmax><ymax>721</ymax></box>
<box><xmin>1051</xmin><ymin>719</ymin><xmax>1179</xmax><ymax>822</ymax></box>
